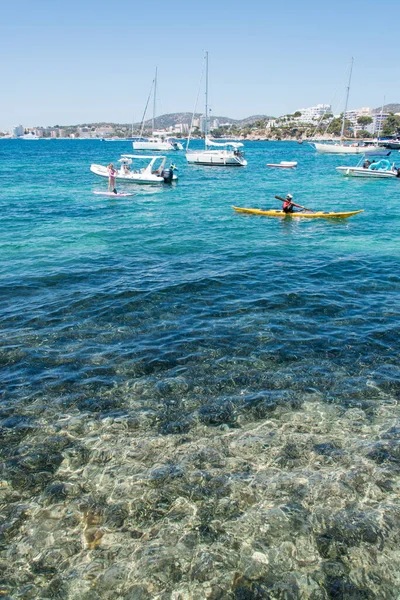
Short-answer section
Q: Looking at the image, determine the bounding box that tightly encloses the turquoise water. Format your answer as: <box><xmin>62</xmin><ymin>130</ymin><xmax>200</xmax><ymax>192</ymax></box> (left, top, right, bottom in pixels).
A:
<box><xmin>1</xmin><ymin>139</ymin><xmax>399</xmax><ymax>599</ymax></box>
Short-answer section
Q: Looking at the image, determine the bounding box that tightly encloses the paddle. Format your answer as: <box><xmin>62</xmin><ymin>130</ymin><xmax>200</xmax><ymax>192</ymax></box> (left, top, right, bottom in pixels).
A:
<box><xmin>274</xmin><ymin>195</ymin><xmax>314</xmax><ymax>213</ymax></box>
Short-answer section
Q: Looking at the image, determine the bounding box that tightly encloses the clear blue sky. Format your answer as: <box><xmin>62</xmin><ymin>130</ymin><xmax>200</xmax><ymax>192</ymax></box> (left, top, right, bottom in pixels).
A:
<box><xmin>1</xmin><ymin>0</ymin><xmax>399</xmax><ymax>129</ymax></box>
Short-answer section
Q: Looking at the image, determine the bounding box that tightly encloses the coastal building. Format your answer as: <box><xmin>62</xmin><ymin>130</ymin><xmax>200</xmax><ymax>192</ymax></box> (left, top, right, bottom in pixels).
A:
<box><xmin>345</xmin><ymin>107</ymin><xmax>373</xmax><ymax>134</ymax></box>
<box><xmin>344</xmin><ymin>107</ymin><xmax>390</xmax><ymax>136</ymax></box>
<box><xmin>373</xmin><ymin>112</ymin><xmax>390</xmax><ymax>136</ymax></box>
<box><xmin>94</xmin><ymin>125</ymin><xmax>114</xmax><ymax>138</ymax></box>
<box><xmin>294</xmin><ymin>104</ymin><xmax>331</xmax><ymax>123</ymax></box>
<box><xmin>172</xmin><ymin>123</ymin><xmax>189</xmax><ymax>134</ymax></box>
<box><xmin>12</xmin><ymin>125</ymin><xmax>24</xmax><ymax>137</ymax></box>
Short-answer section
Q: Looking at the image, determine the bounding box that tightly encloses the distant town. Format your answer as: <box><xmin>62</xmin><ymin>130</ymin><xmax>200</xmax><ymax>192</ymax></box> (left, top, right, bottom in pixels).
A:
<box><xmin>3</xmin><ymin>103</ymin><xmax>400</xmax><ymax>140</ymax></box>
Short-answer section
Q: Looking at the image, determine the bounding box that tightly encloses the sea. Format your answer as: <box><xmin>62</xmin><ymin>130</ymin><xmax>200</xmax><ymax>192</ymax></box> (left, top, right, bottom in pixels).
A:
<box><xmin>0</xmin><ymin>139</ymin><xmax>399</xmax><ymax>600</ymax></box>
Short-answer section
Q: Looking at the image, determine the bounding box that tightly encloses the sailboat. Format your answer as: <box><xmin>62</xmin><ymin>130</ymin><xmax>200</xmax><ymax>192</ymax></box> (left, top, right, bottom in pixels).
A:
<box><xmin>186</xmin><ymin>52</ymin><xmax>247</xmax><ymax>167</ymax></box>
<box><xmin>133</xmin><ymin>68</ymin><xmax>183</xmax><ymax>152</ymax></box>
<box><xmin>311</xmin><ymin>59</ymin><xmax>380</xmax><ymax>154</ymax></box>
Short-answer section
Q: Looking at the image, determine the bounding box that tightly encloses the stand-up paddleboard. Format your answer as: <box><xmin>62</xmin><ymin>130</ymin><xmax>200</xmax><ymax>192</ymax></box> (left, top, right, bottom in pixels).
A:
<box><xmin>93</xmin><ymin>191</ymin><xmax>137</xmax><ymax>197</ymax></box>
<box><xmin>232</xmin><ymin>206</ymin><xmax>364</xmax><ymax>219</ymax></box>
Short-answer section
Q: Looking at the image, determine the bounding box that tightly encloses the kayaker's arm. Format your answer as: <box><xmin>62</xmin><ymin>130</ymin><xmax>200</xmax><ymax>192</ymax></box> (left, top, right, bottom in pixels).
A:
<box><xmin>274</xmin><ymin>195</ymin><xmax>314</xmax><ymax>212</ymax></box>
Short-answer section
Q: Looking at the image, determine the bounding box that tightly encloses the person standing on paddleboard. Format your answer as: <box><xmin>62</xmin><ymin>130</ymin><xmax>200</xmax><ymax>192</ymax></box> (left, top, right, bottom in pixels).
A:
<box><xmin>107</xmin><ymin>163</ymin><xmax>117</xmax><ymax>193</ymax></box>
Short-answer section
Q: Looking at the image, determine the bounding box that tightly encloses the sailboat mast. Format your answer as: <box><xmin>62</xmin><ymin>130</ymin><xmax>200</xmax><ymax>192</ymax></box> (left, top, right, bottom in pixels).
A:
<box><xmin>152</xmin><ymin>67</ymin><xmax>157</xmax><ymax>134</ymax></box>
<box><xmin>204</xmin><ymin>52</ymin><xmax>209</xmax><ymax>143</ymax></box>
<box><xmin>377</xmin><ymin>95</ymin><xmax>385</xmax><ymax>141</ymax></box>
<box><xmin>340</xmin><ymin>57</ymin><xmax>354</xmax><ymax>141</ymax></box>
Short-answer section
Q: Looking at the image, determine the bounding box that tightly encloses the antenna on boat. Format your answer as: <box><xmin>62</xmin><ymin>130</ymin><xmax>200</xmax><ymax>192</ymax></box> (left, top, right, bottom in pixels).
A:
<box><xmin>340</xmin><ymin>57</ymin><xmax>354</xmax><ymax>142</ymax></box>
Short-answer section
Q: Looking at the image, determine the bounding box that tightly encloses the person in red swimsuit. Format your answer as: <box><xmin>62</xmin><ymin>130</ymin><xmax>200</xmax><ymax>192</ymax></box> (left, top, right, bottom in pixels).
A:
<box><xmin>282</xmin><ymin>193</ymin><xmax>294</xmax><ymax>213</ymax></box>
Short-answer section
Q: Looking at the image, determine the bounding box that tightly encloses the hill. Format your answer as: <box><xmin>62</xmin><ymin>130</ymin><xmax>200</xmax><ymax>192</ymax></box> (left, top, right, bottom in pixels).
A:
<box><xmin>137</xmin><ymin>113</ymin><xmax>275</xmax><ymax>129</ymax></box>
<box><xmin>373</xmin><ymin>103</ymin><xmax>400</xmax><ymax>114</ymax></box>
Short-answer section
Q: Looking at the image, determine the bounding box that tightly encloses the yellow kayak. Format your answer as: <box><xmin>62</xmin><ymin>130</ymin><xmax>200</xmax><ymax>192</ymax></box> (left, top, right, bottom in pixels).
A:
<box><xmin>232</xmin><ymin>206</ymin><xmax>364</xmax><ymax>219</ymax></box>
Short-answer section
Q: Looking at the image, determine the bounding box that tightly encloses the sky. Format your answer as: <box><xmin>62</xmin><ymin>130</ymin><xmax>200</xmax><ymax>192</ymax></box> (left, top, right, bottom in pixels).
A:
<box><xmin>1</xmin><ymin>0</ymin><xmax>399</xmax><ymax>130</ymax></box>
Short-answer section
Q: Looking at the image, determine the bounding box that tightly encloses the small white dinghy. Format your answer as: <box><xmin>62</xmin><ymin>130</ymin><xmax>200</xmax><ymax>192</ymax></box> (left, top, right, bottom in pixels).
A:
<box><xmin>266</xmin><ymin>161</ymin><xmax>298</xmax><ymax>168</ymax></box>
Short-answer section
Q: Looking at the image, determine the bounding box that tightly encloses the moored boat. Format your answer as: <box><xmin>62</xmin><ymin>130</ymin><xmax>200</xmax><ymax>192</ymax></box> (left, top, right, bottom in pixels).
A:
<box><xmin>312</xmin><ymin>142</ymin><xmax>381</xmax><ymax>154</ymax></box>
<box><xmin>186</xmin><ymin>52</ymin><xmax>247</xmax><ymax>167</ymax></box>
<box><xmin>266</xmin><ymin>161</ymin><xmax>297</xmax><ymax>168</ymax></box>
<box><xmin>232</xmin><ymin>206</ymin><xmax>364</xmax><ymax>219</ymax></box>
<box><xmin>133</xmin><ymin>68</ymin><xmax>183</xmax><ymax>152</ymax></box>
<box><xmin>336</xmin><ymin>155</ymin><xmax>400</xmax><ymax>179</ymax></box>
<box><xmin>133</xmin><ymin>133</ymin><xmax>183</xmax><ymax>152</ymax></box>
<box><xmin>90</xmin><ymin>155</ymin><xmax>177</xmax><ymax>185</ymax></box>
<box><xmin>310</xmin><ymin>59</ymin><xmax>380</xmax><ymax>154</ymax></box>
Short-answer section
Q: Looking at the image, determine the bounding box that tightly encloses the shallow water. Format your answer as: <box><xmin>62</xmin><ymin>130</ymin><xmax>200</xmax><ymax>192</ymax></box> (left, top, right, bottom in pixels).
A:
<box><xmin>1</xmin><ymin>139</ymin><xmax>399</xmax><ymax>599</ymax></box>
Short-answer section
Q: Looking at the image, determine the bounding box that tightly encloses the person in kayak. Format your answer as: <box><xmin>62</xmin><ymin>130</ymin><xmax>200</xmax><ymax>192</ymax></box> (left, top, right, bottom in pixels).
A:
<box><xmin>275</xmin><ymin>194</ymin><xmax>313</xmax><ymax>213</ymax></box>
<box><xmin>282</xmin><ymin>193</ymin><xmax>295</xmax><ymax>213</ymax></box>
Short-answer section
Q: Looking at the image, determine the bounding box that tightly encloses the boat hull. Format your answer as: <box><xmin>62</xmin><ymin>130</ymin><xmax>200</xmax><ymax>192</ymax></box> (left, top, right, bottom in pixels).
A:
<box><xmin>186</xmin><ymin>150</ymin><xmax>247</xmax><ymax>166</ymax></box>
<box><xmin>132</xmin><ymin>141</ymin><xmax>183</xmax><ymax>151</ymax></box>
<box><xmin>232</xmin><ymin>206</ymin><xmax>364</xmax><ymax>219</ymax></box>
<box><xmin>312</xmin><ymin>142</ymin><xmax>380</xmax><ymax>154</ymax></box>
<box><xmin>336</xmin><ymin>167</ymin><xmax>397</xmax><ymax>178</ymax></box>
<box><xmin>90</xmin><ymin>164</ymin><xmax>177</xmax><ymax>185</ymax></box>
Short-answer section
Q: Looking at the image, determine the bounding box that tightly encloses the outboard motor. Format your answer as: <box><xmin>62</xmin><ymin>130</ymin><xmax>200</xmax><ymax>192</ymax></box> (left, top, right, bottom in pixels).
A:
<box><xmin>162</xmin><ymin>164</ymin><xmax>176</xmax><ymax>184</ymax></box>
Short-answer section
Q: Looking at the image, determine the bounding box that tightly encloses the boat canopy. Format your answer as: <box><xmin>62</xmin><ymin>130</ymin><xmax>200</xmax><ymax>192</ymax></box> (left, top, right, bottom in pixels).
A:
<box><xmin>205</xmin><ymin>136</ymin><xmax>244</xmax><ymax>149</ymax></box>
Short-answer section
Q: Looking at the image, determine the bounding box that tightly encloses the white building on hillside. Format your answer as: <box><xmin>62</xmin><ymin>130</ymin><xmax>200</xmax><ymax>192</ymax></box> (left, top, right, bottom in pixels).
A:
<box><xmin>12</xmin><ymin>125</ymin><xmax>24</xmax><ymax>137</ymax></box>
<box><xmin>172</xmin><ymin>123</ymin><xmax>189</xmax><ymax>134</ymax></box>
<box><xmin>344</xmin><ymin>107</ymin><xmax>390</xmax><ymax>136</ymax></box>
<box><xmin>295</xmin><ymin>104</ymin><xmax>331</xmax><ymax>123</ymax></box>
<box><xmin>345</xmin><ymin>107</ymin><xmax>373</xmax><ymax>134</ymax></box>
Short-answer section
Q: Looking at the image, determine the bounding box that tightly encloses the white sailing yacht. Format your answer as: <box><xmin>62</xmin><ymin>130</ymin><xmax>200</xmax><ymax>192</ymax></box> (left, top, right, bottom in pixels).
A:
<box><xmin>133</xmin><ymin>68</ymin><xmax>183</xmax><ymax>152</ymax></box>
<box><xmin>311</xmin><ymin>59</ymin><xmax>380</xmax><ymax>154</ymax></box>
<box><xmin>186</xmin><ymin>52</ymin><xmax>247</xmax><ymax>167</ymax></box>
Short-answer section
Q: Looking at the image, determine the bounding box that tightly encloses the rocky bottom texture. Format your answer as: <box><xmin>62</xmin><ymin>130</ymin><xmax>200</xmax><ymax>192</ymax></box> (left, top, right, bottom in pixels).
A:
<box><xmin>1</xmin><ymin>382</ymin><xmax>400</xmax><ymax>600</ymax></box>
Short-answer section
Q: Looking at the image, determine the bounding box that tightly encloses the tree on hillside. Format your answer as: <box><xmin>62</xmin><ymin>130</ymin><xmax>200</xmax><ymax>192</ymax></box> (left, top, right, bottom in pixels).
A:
<box><xmin>357</xmin><ymin>116</ymin><xmax>373</xmax><ymax>130</ymax></box>
<box><xmin>328</xmin><ymin>117</ymin><xmax>351</xmax><ymax>136</ymax></box>
<box><xmin>293</xmin><ymin>111</ymin><xmax>302</xmax><ymax>118</ymax></box>
<box><xmin>382</xmin><ymin>114</ymin><xmax>400</xmax><ymax>137</ymax></box>
<box><xmin>253</xmin><ymin>120</ymin><xmax>266</xmax><ymax>129</ymax></box>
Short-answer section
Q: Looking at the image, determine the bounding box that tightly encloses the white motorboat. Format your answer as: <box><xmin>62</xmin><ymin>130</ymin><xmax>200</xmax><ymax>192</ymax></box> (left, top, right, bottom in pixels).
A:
<box><xmin>133</xmin><ymin>67</ymin><xmax>183</xmax><ymax>152</ymax></box>
<box><xmin>185</xmin><ymin>52</ymin><xmax>247</xmax><ymax>167</ymax></box>
<box><xmin>310</xmin><ymin>59</ymin><xmax>380</xmax><ymax>154</ymax></box>
<box><xmin>133</xmin><ymin>132</ymin><xmax>183</xmax><ymax>152</ymax></box>
<box><xmin>267</xmin><ymin>161</ymin><xmax>297</xmax><ymax>168</ymax></box>
<box><xmin>90</xmin><ymin>155</ymin><xmax>178</xmax><ymax>185</ymax></box>
<box><xmin>20</xmin><ymin>133</ymin><xmax>40</xmax><ymax>140</ymax></box>
<box><xmin>336</xmin><ymin>155</ymin><xmax>400</xmax><ymax>179</ymax></box>
<box><xmin>186</xmin><ymin>137</ymin><xmax>247</xmax><ymax>166</ymax></box>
